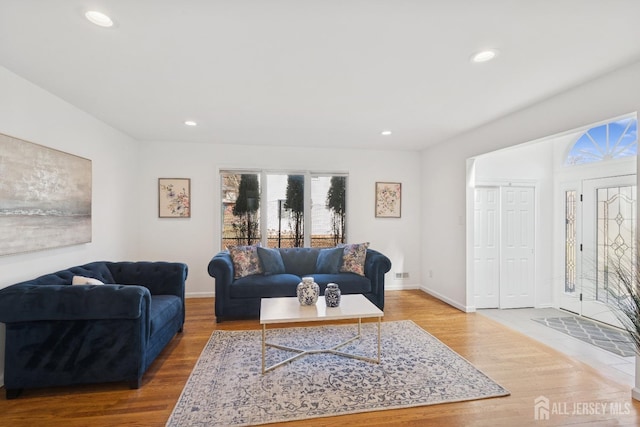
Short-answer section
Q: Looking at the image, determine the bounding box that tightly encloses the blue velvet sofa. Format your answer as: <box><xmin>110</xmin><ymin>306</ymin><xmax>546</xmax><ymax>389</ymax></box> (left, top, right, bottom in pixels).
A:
<box><xmin>0</xmin><ymin>261</ymin><xmax>187</xmax><ymax>399</ymax></box>
<box><xmin>208</xmin><ymin>247</ymin><xmax>391</xmax><ymax>322</ymax></box>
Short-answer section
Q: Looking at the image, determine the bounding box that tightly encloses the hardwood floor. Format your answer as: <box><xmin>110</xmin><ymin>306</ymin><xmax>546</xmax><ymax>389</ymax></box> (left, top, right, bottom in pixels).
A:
<box><xmin>1</xmin><ymin>290</ymin><xmax>639</xmax><ymax>426</ymax></box>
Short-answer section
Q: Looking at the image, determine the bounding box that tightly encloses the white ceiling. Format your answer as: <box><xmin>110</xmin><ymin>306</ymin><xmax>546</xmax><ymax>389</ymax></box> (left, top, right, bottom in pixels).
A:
<box><xmin>2</xmin><ymin>1</ymin><xmax>640</xmax><ymax>151</ymax></box>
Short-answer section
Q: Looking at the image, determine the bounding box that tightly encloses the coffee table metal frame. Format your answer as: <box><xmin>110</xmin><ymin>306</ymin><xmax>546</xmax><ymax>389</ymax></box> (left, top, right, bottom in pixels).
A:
<box><xmin>259</xmin><ymin>294</ymin><xmax>383</xmax><ymax>374</ymax></box>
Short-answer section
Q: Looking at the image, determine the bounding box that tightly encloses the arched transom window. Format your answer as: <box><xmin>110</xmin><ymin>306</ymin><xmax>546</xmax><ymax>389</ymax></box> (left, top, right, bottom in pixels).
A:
<box><xmin>565</xmin><ymin>117</ymin><xmax>637</xmax><ymax>166</ymax></box>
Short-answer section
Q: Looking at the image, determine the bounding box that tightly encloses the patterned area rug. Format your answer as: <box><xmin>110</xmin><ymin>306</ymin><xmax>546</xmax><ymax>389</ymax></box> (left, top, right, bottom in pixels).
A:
<box><xmin>532</xmin><ymin>316</ymin><xmax>635</xmax><ymax>357</ymax></box>
<box><xmin>166</xmin><ymin>320</ymin><xmax>509</xmax><ymax>426</ymax></box>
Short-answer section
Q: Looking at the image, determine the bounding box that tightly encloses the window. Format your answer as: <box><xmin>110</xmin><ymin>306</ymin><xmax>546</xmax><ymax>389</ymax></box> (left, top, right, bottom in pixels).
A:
<box><xmin>221</xmin><ymin>170</ymin><xmax>347</xmax><ymax>248</ymax></box>
<box><xmin>265</xmin><ymin>174</ymin><xmax>304</xmax><ymax>248</ymax></box>
<box><xmin>221</xmin><ymin>172</ymin><xmax>261</xmax><ymax>248</ymax></box>
<box><xmin>312</xmin><ymin>175</ymin><xmax>346</xmax><ymax>247</ymax></box>
<box><xmin>565</xmin><ymin>117</ymin><xmax>637</xmax><ymax>165</ymax></box>
<box><xmin>564</xmin><ymin>190</ymin><xmax>577</xmax><ymax>293</ymax></box>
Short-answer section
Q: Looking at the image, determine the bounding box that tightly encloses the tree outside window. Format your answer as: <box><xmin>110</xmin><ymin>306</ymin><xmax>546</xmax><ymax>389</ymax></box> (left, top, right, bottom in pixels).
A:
<box><xmin>326</xmin><ymin>176</ymin><xmax>346</xmax><ymax>245</ymax></box>
<box><xmin>284</xmin><ymin>175</ymin><xmax>304</xmax><ymax>247</ymax></box>
<box><xmin>221</xmin><ymin>173</ymin><xmax>261</xmax><ymax>247</ymax></box>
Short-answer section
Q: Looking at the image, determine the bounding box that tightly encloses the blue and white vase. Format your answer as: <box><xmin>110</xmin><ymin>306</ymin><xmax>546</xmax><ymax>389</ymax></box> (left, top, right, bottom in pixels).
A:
<box><xmin>325</xmin><ymin>283</ymin><xmax>341</xmax><ymax>307</ymax></box>
<box><xmin>297</xmin><ymin>276</ymin><xmax>319</xmax><ymax>306</ymax></box>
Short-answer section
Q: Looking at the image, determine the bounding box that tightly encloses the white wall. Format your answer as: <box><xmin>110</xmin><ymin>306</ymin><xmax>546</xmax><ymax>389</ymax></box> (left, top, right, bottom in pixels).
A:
<box><xmin>421</xmin><ymin>59</ymin><xmax>640</xmax><ymax>311</ymax></box>
<box><xmin>0</xmin><ymin>66</ymin><xmax>140</xmax><ymax>385</ymax></box>
<box><xmin>137</xmin><ymin>141</ymin><xmax>422</xmax><ymax>297</ymax></box>
<box><xmin>0</xmin><ymin>66</ymin><xmax>141</xmax><ymax>287</ymax></box>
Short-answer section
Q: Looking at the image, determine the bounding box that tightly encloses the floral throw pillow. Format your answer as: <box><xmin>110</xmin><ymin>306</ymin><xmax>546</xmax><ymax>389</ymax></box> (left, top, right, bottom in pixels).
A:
<box><xmin>228</xmin><ymin>244</ymin><xmax>263</xmax><ymax>279</ymax></box>
<box><xmin>339</xmin><ymin>242</ymin><xmax>369</xmax><ymax>276</ymax></box>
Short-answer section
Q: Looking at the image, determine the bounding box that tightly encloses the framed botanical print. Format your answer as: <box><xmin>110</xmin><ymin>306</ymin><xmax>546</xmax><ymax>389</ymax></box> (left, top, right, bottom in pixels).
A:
<box><xmin>159</xmin><ymin>178</ymin><xmax>191</xmax><ymax>218</ymax></box>
<box><xmin>375</xmin><ymin>182</ymin><xmax>401</xmax><ymax>218</ymax></box>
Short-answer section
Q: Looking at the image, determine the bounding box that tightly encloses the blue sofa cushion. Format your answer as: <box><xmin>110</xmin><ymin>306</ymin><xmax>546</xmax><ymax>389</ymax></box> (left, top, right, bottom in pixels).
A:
<box><xmin>229</xmin><ymin>274</ymin><xmax>301</xmax><ymax>298</ymax></box>
<box><xmin>149</xmin><ymin>295</ymin><xmax>183</xmax><ymax>335</ymax></box>
<box><xmin>257</xmin><ymin>247</ymin><xmax>286</xmax><ymax>275</ymax></box>
<box><xmin>315</xmin><ymin>247</ymin><xmax>343</xmax><ymax>274</ymax></box>
<box><xmin>228</xmin><ymin>272</ymin><xmax>371</xmax><ymax>299</ymax></box>
<box><xmin>312</xmin><ymin>273</ymin><xmax>372</xmax><ymax>294</ymax></box>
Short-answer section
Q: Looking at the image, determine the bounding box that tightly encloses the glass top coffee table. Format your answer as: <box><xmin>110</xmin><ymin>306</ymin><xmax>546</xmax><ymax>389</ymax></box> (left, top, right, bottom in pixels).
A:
<box><xmin>259</xmin><ymin>294</ymin><xmax>384</xmax><ymax>374</ymax></box>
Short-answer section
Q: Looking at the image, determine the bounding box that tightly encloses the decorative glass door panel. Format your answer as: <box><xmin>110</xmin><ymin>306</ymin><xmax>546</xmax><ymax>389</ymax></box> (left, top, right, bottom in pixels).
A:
<box><xmin>559</xmin><ymin>189</ymin><xmax>582</xmax><ymax>314</ymax></box>
<box><xmin>565</xmin><ymin>190</ymin><xmax>577</xmax><ymax>294</ymax></box>
<box><xmin>595</xmin><ymin>185</ymin><xmax>636</xmax><ymax>304</ymax></box>
<box><xmin>582</xmin><ymin>175</ymin><xmax>636</xmax><ymax>327</ymax></box>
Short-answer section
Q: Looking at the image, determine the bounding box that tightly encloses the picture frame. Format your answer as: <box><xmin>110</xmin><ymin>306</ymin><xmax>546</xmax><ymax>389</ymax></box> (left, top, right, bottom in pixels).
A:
<box><xmin>159</xmin><ymin>178</ymin><xmax>191</xmax><ymax>218</ymax></box>
<box><xmin>375</xmin><ymin>182</ymin><xmax>401</xmax><ymax>218</ymax></box>
<box><xmin>0</xmin><ymin>132</ymin><xmax>92</xmax><ymax>255</ymax></box>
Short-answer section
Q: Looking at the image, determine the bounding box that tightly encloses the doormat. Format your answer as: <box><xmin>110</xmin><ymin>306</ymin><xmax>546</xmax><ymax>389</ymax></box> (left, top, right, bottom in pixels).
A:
<box><xmin>532</xmin><ymin>316</ymin><xmax>636</xmax><ymax>357</ymax></box>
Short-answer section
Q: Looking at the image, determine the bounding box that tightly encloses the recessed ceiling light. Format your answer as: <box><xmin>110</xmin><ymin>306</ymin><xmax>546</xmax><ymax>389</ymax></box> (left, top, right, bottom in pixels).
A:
<box><xmin>381</xmin><ymin>130</ymin><xmax>392</xmax><ymax>136</ymax></box>
<box><xmin>184</xmin><ymin>121</ymin><xmax>197</xmax><ymax>126</ymax></box>
<box><xmin>85</xmin><ymin>11</ymin><xmax>114</xmax><ymax>28</ymax></box>
<box><xmin>471</xmin><ymin>49</ymin><xmax>498</xmax><ymax>63</ymax></box>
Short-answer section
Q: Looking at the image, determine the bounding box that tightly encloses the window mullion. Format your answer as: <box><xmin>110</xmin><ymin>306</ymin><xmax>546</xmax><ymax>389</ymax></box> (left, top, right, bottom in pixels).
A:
<box><xmin>303</xmin><ymin>173</ymin><xmax>311</xmax><ymax>247</ymax></box>
<box><xmin>260</xmin><ymin>171</ymin><xmax>268</xmax><ymax>247</ymax></box>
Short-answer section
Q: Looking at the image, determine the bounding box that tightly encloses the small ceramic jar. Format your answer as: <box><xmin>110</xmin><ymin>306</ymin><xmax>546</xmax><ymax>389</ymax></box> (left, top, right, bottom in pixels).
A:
<box><xmin>297</xmin><ymin>276</ymin><xmax>319</xmax><ymax>305</ymax></box>
<box><xmin>325</xmin><ymin>283</ymin><xmax>341</xmax><ymax>307</ymax></box>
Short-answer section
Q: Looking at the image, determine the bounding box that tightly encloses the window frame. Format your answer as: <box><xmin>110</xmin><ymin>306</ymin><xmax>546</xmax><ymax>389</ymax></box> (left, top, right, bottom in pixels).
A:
<box><xmin>220</xmin><ymin>169</ymin><xmax>348</xmax><ymax>248</ymax></box>
<box><xmin>564</xmin><ymin>116</ymin><xmax>637</xmax><ymax>166</ymax></box>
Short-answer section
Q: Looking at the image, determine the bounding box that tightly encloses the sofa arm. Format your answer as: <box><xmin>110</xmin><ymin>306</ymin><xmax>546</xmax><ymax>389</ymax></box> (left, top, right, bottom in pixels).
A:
<box><xmin>207</xmin><ymin>252</ymin><xmax>234</xmax><ymax>297</ymax></box>
<box><xmin>365</xmin><ymin>249</ymin><xmax>392</xmax><ymax>288</ymax></box>
<box><xmin>106</xmin><ymin>262</ymin><xmax>188</xmax><ymax>298</ymax></box>
<box><xmin>0</xmin><ymin>284</ymin><xmax>151</xmax><ymax>323</ymax></box>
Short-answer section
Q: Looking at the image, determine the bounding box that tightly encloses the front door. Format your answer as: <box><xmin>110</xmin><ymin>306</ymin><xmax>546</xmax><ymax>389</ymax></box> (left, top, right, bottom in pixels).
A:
<box><xmin>581</xmin><ymin>175</ymin><xmax>636</xmax><ymax>327</ymax></box>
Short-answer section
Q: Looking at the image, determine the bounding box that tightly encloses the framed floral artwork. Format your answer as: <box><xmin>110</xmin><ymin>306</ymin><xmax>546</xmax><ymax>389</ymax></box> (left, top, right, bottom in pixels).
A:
<box><xmin>375</xmin><ymin>182</ymin><xmax>401</xmax><ymax>218</ymax></box>
<box><xmin>159</xmin><ymin>178</ymin><xmax>191</xmax><ymax>218</ymax></box>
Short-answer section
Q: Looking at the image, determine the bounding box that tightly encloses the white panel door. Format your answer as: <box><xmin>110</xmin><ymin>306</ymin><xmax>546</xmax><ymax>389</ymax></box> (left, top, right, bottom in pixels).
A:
<box><xmin>500</xmin><ymin>186</ymin><xmax>535</xmax><ymax>308</ymax></box>
<box><xmin>474</xmin><ymin>187</ymin><xmax>500</xmax><ymax>308</ymax></box>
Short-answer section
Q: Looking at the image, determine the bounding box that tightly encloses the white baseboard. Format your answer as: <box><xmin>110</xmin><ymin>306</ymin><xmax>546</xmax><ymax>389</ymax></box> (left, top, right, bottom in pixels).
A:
<box><xmin>185</xmin><ymin>292</ymin><xmax>215</xmax><ymax>298</ymax></box>
<box><xmin>419</xmin><ymin>285</ymin><xmax>475</xmax><ymax>313</ymax></box>
<box><xmin>536</xmin><ymin>303</ymin><xmax>553</xmax><ymax>308</ymax></box>
<box><xmin>385</xmin><ymin>283</ymin><xmax>420</xmax><ymax>291</ymax></box>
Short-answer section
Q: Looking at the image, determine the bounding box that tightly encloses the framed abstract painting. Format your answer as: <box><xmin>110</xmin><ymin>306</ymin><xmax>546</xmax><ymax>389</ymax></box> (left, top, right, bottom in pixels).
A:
<box><xmin>0</xmin><ymin>133</ymin><xmax>92</xmax><ymax>255</ymax></box>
